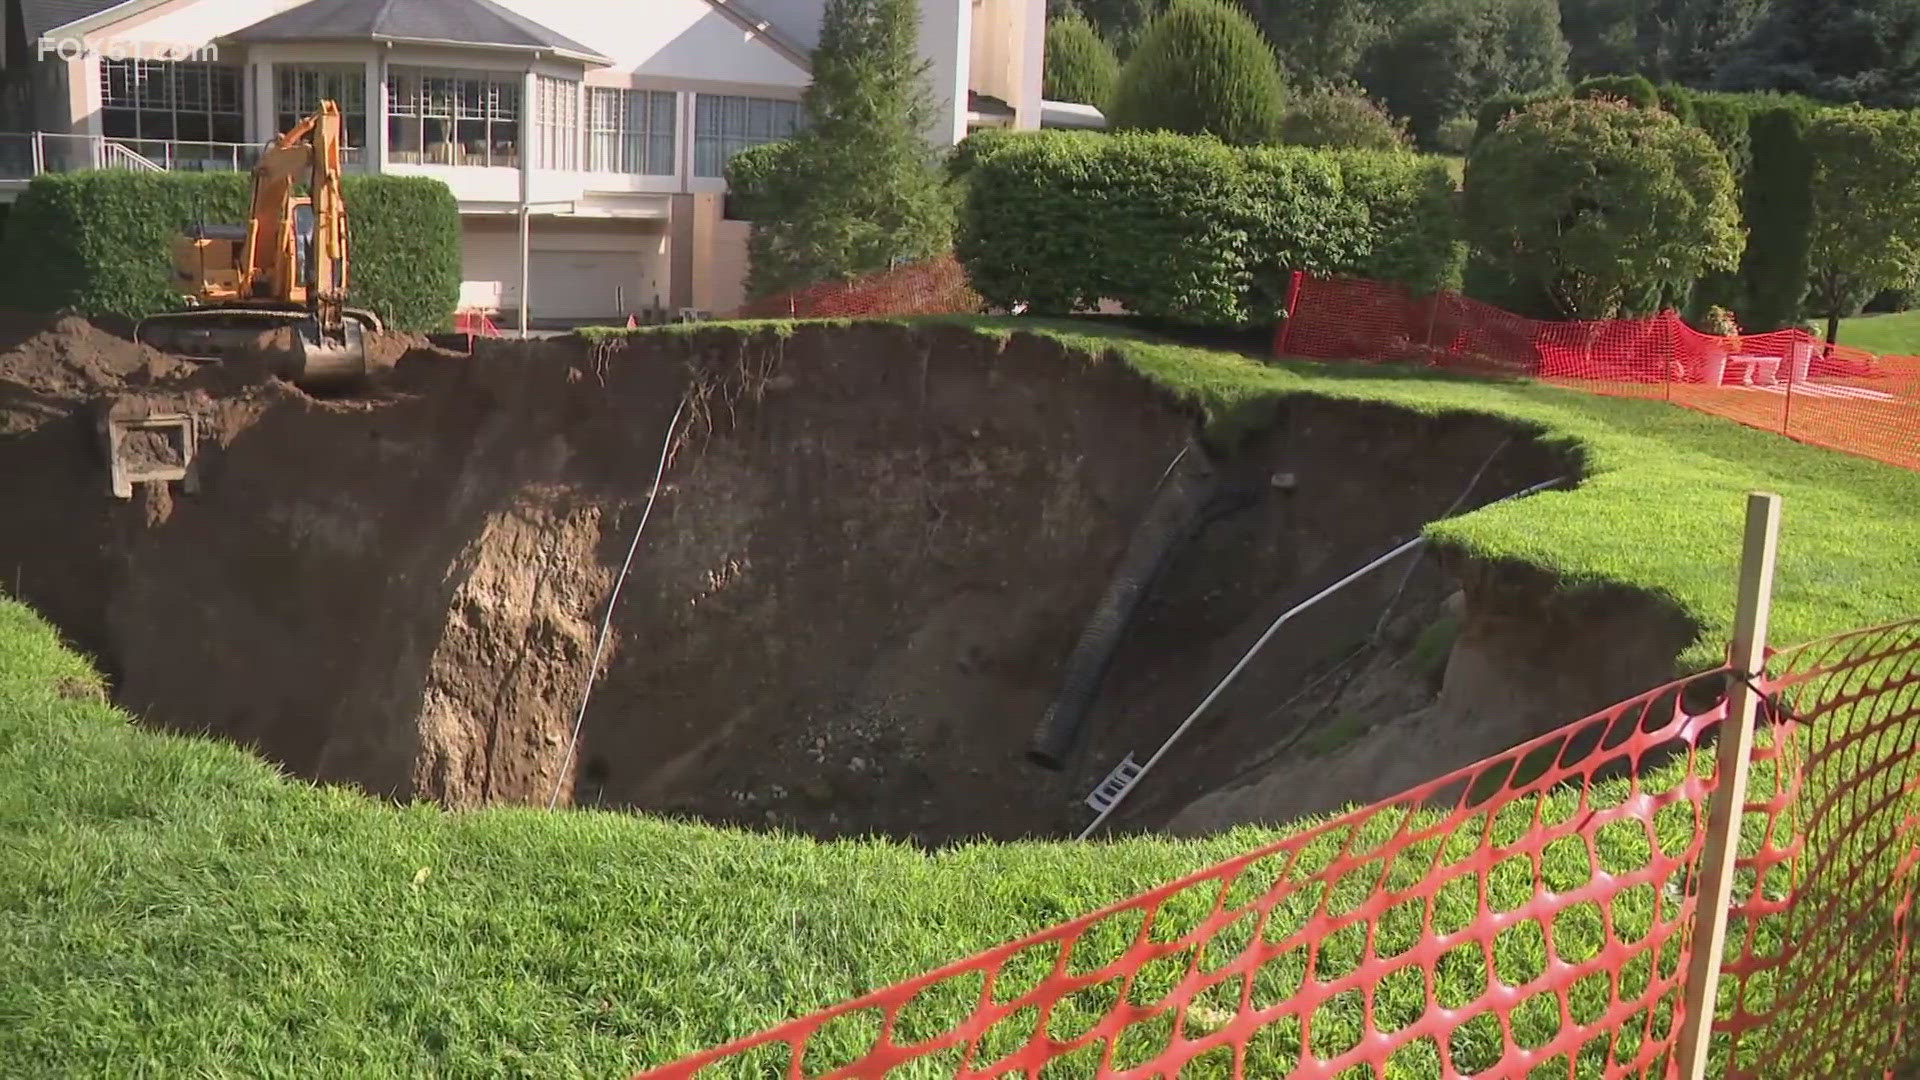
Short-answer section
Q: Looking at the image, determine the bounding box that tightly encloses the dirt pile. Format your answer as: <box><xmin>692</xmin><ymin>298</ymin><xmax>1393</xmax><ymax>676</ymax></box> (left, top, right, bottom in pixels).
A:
<box><xmin>0</xmin><ymin>313</ymin><xmax>199</xmax><ymax>424</ymax></box>
<box><xmin>0</xmin><ymin>319</ymin><xmax>1692</xmax><ymax>845</ymax></box>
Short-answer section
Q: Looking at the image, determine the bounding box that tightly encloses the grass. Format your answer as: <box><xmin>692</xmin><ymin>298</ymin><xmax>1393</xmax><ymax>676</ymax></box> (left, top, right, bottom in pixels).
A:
<box><xmin>1831</xmin><ymin>307</ymin><xmax>1920</xmax><ymax>356</ymax></box>
<box><xmin>4</xmin><ymin>317</ymin><xmax>1919</xmax><ymax>1076</ymax></box>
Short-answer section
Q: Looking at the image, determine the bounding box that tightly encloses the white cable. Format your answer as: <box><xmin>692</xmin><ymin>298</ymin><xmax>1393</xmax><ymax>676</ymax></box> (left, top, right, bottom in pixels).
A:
<box><xmin>547</xmin><ymin>396</ymin><xmax>688</xmax><ymax>809</ymax></box>
<box><xmin>1076</xmin><ymin>475</ymin><xmax>1566</xmax><ymax>840</ymax></box>
<box><xmin>1372</xmin><ymin>436</ymin><xmax>1513</xmax><ymax>643</ymax></box>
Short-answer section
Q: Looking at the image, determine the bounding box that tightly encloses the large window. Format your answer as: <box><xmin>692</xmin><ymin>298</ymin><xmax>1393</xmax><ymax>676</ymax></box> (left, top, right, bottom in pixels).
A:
<box><xmin>534</xmin><ymin>76</ymin><xmax>580</xmax><ymax>170</ymax></box>
<box><xmin>693</xmin><ymin>94</ymin><xmax>802</xmax><ymax>178</ymax></box>
<box><xmin>387</xmin><ymin>67</ymin><xmax>521</xmax><ymax>168</ymax></box>
<box><xmin>277</xmin><ymin>64</ymin><xmax>366</xmax><ymax>158</ymax></box>
<box><xmin>100</xmin><ymin>60</ymin><xmax>244</xmax><ymax>143</ymax></box>
<box><xmin>587</xmin><ymin>88</ymin><xmax>676</xmax><ymax>176</ymax></box>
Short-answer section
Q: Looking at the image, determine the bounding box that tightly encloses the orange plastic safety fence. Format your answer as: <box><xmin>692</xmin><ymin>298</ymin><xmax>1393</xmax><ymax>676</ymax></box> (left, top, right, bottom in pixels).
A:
<box><xmin>1275</xmin><ymin>274</ymin><xmax>1920</xmax><ymax>473</ymax></box>
<box><xmin>640</xmin><ymin>667</ymin><xmax>1805</xmax><ymax>1078</ymax></box>
<box><xmin>729</xmin><ymin>256</ymin><xmax>983</xmax><ymax>321</ymax></box>
<box><xmin>1720</xmin><ymin>619</ymin><xmax>1920</xmax><ymax>1078</ymax></box>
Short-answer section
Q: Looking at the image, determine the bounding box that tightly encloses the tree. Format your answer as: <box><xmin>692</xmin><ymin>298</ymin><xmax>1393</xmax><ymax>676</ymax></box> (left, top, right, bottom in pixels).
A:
<box><xmin>1736</xmin><ymin>105</ymin><xmax>1814</xmax><ymax>331</ymax></box>
<box><xmin>1802</xmin><ymin>107</ymin><xmax>1920</xmax><ymax>343</ymax></box>
<box><xmin>1230</xmin><ymin>0</ymin><xmax>1394</xmax><ymax>87</ymax></box>
<box><xmin>1463</xmin><ymin>96</ymin><xmax>1742</xmax><ymax>317</ymax></box>
<box><xmin>1062</xmin><ymin>0</ymin><xmax>1167</xmax><ymax>55</ymax></box>
<box><xmin>1717</xmin><ymin>0</ymin><xmax>1920</xmax><ymax>107</ymax></box>
<box><xmin>1280</xmin><ymin>83</ymin><xmax>1414</xmax><ymax>149</ymax></box>
<box><xmin>1044</xmin><ymin>13</ymin><xmax>1121</xmax><ymax>105</ymax></box>
<box><xmin>733</xmin><ymin>0</ymin><xmax>954</xmax><ymax>299</ymax></box>
<box><xmin>1362</xmin><ymin>0</ymin><xmax>1568</xmax><ymax>146</ymax></box>
<box><xmin>1108</xmin><ymin>0</ymin><xmax>1287</xmax><ymax>145</ymax></box>
<box><xmin>1559</xmin><ymin>0</ymin><xmax>1642</xmax><ymax>78</ymax></box>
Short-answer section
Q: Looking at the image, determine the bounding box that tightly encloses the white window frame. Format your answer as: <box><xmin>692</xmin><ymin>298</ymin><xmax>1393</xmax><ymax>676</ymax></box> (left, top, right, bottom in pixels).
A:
<box><xmin>534</xmin><ymin>75</ymin><xmax>580</xmax><ymax>171</ymax></box>
<box><xmin>693</xmin><ymin>93</ymin><xmax>803</xmax><ymax>178</ymax></box>
<box><xmin>387</xmin><ymin>66</ymin><xmax>523</xmax><ymax>168</ymax></box>
<box><xmin>276</xmin><ymin>63</ymin><xmax>368</xmax><ymax>161</ymax></box>
<box><xmin>587</xmin><ymin>87</ymin><xmax>677</xmax><ymax>176</ymax></box>
<box><xmin>100</xmin><ymin>59</ymin><xmax>246</xmax><ymax>145</ymax></box>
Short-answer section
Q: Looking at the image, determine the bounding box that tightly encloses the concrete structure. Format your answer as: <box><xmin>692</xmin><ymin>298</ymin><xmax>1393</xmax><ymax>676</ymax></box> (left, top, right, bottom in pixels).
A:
<box><xmin>0</xmin><ymin>0</ymin><xmax>1047</xmax><ymax>325</ymax></box>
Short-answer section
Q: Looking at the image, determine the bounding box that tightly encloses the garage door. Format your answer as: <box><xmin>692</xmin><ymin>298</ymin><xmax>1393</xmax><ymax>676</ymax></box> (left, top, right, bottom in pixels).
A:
<box><xmin>528</xmin><ymin>250</ymin><xmax>655</xmax><ymax>322</ymax></box>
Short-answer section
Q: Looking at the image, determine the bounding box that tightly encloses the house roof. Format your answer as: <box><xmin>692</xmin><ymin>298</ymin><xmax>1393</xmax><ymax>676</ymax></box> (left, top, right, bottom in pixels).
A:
<box><xmin>21</xmin><ymin>0</ymin><xmax>128</xmax><ymax>40</ymax></box>
<box><xmin>700</xmin><ymin>0</ymin><xmax>813</xmax><ymax>71</ymax></box>
<box><xmin>225</xmin><ymin>0</ymin><xmax>611</xmax><ymax>64</ymax></box>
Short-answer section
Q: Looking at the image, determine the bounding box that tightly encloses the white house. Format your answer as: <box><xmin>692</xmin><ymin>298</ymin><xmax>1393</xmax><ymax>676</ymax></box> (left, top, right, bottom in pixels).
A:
<box><xmin>0</xmin><ymin>0</ymin><xmax>1050</xmax><ymax>324</ymax></box>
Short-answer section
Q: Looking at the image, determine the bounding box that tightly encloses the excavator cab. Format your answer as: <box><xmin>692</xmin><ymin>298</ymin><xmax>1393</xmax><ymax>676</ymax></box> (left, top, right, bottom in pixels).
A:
<box><xmin>137</xmin><ymin>101</ymin><xmax>380</xmax><ymax>389</ymax></box>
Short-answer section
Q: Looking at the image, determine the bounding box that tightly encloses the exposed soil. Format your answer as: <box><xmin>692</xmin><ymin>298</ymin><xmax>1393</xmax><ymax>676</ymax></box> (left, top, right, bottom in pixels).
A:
<box><xmin>0</xmin><ymin>318</ymin><xmax>1701</xmax><ymax>845</ymax></box>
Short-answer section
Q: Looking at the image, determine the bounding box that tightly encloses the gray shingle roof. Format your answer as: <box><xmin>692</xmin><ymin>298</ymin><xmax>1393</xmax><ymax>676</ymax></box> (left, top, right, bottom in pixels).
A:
<box><xmin>226</xmin><ymin>0</ymin><xmax>610</xmax><ymax>63</ymax></box>
<box><xmin>20</xmin><ymin>0</ymin><xmax>128</xmax><ymax>40</ymax></box>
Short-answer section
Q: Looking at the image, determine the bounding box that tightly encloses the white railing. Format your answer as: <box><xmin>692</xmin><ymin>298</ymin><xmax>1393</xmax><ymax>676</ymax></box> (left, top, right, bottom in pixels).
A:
<box><xmin>0</xmin><ymin>132</ymin><xmax>369</xmax><ymax>180</ymax></box>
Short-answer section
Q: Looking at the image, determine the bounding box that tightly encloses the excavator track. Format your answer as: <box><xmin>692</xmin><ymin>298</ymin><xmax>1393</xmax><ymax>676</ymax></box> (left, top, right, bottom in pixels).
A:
<box><xmin>136</xmin><ymin>306</ymin><xmax>385</xmax><ymax>390</ymax></box>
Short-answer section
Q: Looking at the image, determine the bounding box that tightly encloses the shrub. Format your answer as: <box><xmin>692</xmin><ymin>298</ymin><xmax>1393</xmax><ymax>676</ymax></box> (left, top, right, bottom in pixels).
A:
<box><xmin>1472</xmin><ymin>89</ymin><xmax>1561</xmax><ymax>144</ymax></box>
<box><xmin>1573</xmin><ymin>74</ymin><xmax>1659</xmax><ymax>107</ymax></box>
<box><xmin>0</xmin><ymin>171</ymin><xmax>460</xmax><ymax>332</ymax></box>
<box><xmin>1686</xmin><ymin>91</ymin><xmax>1756</xmax><ymax>177</ymax></box>
<box><xmin>1045</xmin><ymin>13</ymin><xmax>1121</xmax><ymax>106</ymax></box>
<box><xmin>722</xmin><ymin>139</ymin><xmax>799</xmax><ymax>221</ymax></box>
<box><xmin>956</xmin><ymin>129</ymin><xmax>1463</xmax><ymax>325</ymax></box>
<box><xmin>1738</xmin><ymin>106</ymin><xmax>1814</xmax><ymax>331</ymax></box>
<box><xmin>738</xmin><ymin>0</ymin><xmax>955</xmax><ymax>299</ymax></box>
<box><xmin>1803</xmin><ymin>107</ymin><xmax>1920</xmax><ymax>342</ymax></box>
<box><xmin>1239</xmin><ymin>147</ymin><xmax>1363</xmax><ymax>319</ymax></box>
<box><xmin>1280</xmin><ymin>83</ymin><xmax>1413</xmax><ymax>151</ymax></box>
<box><xmin>1107</xmin><ymin>0</ymin><xmax>1286</xmax><ymax>146</ymax></box>
<box><xmin>338</xmin><ymin>175</ymin><xmax>461</xmax><ymax>333</ymax></box>
<box><xmin>1332</xmin><ymin>150</ymin><xmax>1466</xmax><ymax>292</ymax></box>
<box><xmin>1464</xmin><ymin>97</ymin><xmax>1742</xmax><ymax>318</ymax></box>
<box><xmin>958</xmin><ymin>130</ymin><xmax>1251</xmax><ymax>322</ymax></box>
<box><xmin>1655</xmin><ymin>83</ymin><xmax>1697</xmax><ymax>125</ymax></box>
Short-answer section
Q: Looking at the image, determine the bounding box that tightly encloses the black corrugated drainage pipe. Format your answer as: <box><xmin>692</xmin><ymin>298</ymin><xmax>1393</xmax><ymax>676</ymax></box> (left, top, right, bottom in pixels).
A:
<box><xmin>1027</xmin><ymin>442</ymin><xmax>1254</xmax><ymax>771</ymax></box>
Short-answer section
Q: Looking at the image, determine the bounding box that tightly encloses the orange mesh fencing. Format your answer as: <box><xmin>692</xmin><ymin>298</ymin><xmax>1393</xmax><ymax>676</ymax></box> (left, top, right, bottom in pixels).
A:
<box><xmin>1275</xmin><ymin>274</ymin><xmax>1920</xmax><ymax>473</ymax></box>
<box><xmin>1718</xmin><ymin>618</ymin><xmax>1920</xmax><ymax>1078</ymax></box>
<box><xmin>728</xmin><ymin>256</ymin><xmax>983</xmax><ymax>321</ymax></box>
<box><xmin>636</xmin><ymin>619</ymin><xmax>1920</xmax><ymax>1079</ymax></box>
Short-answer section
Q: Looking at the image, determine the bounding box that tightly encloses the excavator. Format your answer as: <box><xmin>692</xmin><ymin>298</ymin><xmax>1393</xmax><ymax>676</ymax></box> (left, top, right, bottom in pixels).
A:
<box><xmin>135</xmin><ymin>100</ymin><xmax>383</xmax><ymax>388</ymax></box>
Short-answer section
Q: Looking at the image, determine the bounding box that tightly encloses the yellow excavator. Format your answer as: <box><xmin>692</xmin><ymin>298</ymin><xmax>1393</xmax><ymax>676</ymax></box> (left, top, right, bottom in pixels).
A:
<box><xmin>135</xmin><ymin>100</ymin><xmax>382</xmax><ymax>388</ymax></box>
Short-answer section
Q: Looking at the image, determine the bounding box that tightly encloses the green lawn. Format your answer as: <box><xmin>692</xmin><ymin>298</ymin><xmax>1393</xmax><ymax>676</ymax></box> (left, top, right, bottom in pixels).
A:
<box><xmin>4</xmin><ymin>319</ymin><xmax>1918</xmax><ymax>1076</ymax></box>
<box><xmin>1832</xmin><ymin>308</ymin><xmax>1920</xmax><ymax>356</ymax></box>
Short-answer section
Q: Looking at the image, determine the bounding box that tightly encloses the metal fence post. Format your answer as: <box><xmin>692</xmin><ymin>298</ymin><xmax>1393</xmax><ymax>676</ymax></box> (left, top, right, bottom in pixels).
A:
<box><xmin>1675</xmin><ymin>491</ymin><xmax>1782</xmax><ymax>1079</ymax></box>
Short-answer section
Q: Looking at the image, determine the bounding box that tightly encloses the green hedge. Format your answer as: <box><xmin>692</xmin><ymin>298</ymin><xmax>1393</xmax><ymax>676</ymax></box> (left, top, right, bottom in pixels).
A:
<box><xmin>0</xmin><ymin>171</ymin><xmax>460</xmax><ymax>333</ymax></box>
<box><xmin>1330</xmin><ymin>150</ymin><xmax>1464</xmax><ymax>294</ymax></box>
<box><xmin>955</xmin><ymin>130</ymin><xmax>1462</xmax><ymax>326</ymax></box>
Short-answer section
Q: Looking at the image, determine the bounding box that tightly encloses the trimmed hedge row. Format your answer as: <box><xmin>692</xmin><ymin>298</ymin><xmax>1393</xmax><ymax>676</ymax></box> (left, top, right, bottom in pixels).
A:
<box><xmin>0</xmin><ymin>171</ymin><xmax>461</xmax><ymax>333</ymax></box>
<box><xmin>954</xmin><ymin>130</ymin><xmax>1462</xmax><ymax>326</ymax></box>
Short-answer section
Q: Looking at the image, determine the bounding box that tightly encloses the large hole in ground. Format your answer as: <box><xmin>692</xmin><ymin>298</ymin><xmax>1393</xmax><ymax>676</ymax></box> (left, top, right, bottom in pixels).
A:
<box><xmin>0</xmin><ymin>319</ymin><xmax>1695</xmax><ymax>845</ymax></box>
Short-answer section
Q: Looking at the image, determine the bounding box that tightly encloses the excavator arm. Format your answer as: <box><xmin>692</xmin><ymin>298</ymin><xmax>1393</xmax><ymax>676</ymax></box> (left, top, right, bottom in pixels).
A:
<box><xmin>239</xmin><ymin>101</ymin><xmax>351</xmax><ymax>331</ymax></box>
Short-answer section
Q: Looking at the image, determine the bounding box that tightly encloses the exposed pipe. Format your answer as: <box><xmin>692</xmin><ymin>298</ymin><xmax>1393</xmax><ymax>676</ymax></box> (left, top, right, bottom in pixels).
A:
<box><xmin>547</xmin><ymin>396</ymin><xmax>688</xmax><ymax>809</ymax></box>
<box><xmin>1076</xmin><ymin>475</ymin><xmax>1567</xmax><ymax>840</ymax></box>
<box><xmin>1028</xmin><ymin>444</ymin><xmax>1235</xmax><ymax>771</ymax></box>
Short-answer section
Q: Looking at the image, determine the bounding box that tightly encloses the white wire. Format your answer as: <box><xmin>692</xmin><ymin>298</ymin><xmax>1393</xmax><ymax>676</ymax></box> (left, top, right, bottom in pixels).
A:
<box><xmin>1076</xmin><ymin>474</ymin><xmax>1566</xmax><ymax>840</ymax></box>
<box><xmin>547</xmin><ymin>396</ymin><xmax>688</xmax><ymax>809</ymax></box>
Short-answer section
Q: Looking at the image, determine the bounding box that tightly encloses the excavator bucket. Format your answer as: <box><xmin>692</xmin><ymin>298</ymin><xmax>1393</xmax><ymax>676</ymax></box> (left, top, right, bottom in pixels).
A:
<box><xmin>287</xmin><ymin>315</ymin><xmax>370</xmax><ymax>388</ymax></box>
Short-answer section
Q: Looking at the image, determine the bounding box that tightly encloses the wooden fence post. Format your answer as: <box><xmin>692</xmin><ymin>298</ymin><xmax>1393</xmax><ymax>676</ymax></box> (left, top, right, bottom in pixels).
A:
<box><xmin>1674</xmin><ymin>491</ymin><xmax>1782</xmax><ymax>1079</ymax></box>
